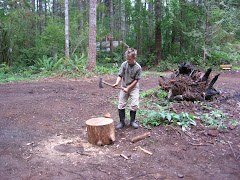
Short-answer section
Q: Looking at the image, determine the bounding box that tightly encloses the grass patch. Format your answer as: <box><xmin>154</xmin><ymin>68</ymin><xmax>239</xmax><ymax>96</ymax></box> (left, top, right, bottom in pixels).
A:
<box><xmin>142</xmin><ymin>71</ymin><xmax>165</xmax><ymax>77</ymax></box>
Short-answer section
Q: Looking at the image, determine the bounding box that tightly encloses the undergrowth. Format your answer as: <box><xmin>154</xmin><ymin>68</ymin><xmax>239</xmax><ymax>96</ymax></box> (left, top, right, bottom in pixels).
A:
<box><xmin>138</xmin><ymin>87</ymin><xmax>233</xmax><ymax>131</ymax></box>
<box><xmin>0</xmin><ymin>54</ymin><xmax>119</xmax><ymax>83</ymax></box>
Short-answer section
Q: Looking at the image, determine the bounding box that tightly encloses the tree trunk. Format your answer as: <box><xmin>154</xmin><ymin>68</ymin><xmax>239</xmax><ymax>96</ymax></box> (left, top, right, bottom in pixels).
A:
<box><xmin>52</xmin><ymin>0</ymin><xmax>56</xmax><ymax>19</ymax></box>
<box><xmin>204</xmin><ymin>2</ymin><xmax>209</xmax><ymax>64</ymax></box>
<box><xmin>118</xmin><ymin>0</ymin><xmax>121</xmax><ymax>48</ymax></box>
<box><xmin>65</xmin><ymin>0</ymin><xmax>69</xmax><ymax>58</ymax></box>
<box><xmin>110</xmin><ymin>0</ymin><xmax>113</xmax><ymax>61</ymax></box>
<box><xmin>122</xmin><ymin>0</ymin><xmax>126</xmax><ymax>58</ymax></box>
<box><xmin>136</xmin><ymin>0</ymin><xmax>141</xmax><ymax>55</ymax></box>
<box><xmin>32</xmin><ymin>0</ymin><xmax>35</xmax><ymax>11</ymax></box>
<box><xmin>155</xmin><ymin>0</ymin><xmax>162</xmax><ymax>64</ymax></box>
<box><xmin>87</xmin><ymin>0</ymin><xmax>97</xmax><ymax>71</ymax></box>
<box><xmin>101</xmin><ymin>1</ymin><xmax>104</xmax><ymax>25</ymax></box>
<box><xmin>179</xmin><ymin>0</ymin><xmax>184</xmax><ymax>53</ymax></box>
<box><xmin>148</xmin><ymin>0</ymin><xmax>153</xmax><ymax>41</ymax></box>
<box><xmin>86</xmin><ymin>118</ymin><xmax>115</xmax><ymax>146</ymax></box>
<box><xmin>78</xmin><ymin>0</ymin><xmax>83</xmax><ymax>31</ymax></box>
<box><xmin>39</xmin><ymin>0</ymin><xmax>43</xmax><ymax>35</ymax></box>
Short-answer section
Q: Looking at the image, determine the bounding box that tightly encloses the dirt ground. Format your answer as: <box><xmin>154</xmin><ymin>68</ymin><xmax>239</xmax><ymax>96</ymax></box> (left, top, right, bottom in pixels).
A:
<box><xmin>0</xmin><ymin>70</ymin><xmax>239</xmax><ymax>180</ymax></box>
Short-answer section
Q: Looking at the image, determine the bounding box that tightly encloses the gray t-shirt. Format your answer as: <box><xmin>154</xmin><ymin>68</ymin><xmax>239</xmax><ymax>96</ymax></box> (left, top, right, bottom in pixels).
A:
<box><xmin>118</xmin><ymin>61</ymin><xmax>142</xmax><ymax>88</ymax></box>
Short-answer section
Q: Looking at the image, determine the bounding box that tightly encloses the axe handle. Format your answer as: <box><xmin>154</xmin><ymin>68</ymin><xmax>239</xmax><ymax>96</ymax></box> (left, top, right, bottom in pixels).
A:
<box><xmin>102</xmin><ymin>81</ymin><xmax>124</xmax><ymax>90</ymax></box>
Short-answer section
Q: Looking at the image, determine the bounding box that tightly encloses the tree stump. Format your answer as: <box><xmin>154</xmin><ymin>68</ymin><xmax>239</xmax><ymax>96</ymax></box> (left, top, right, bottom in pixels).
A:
<box><xmin>86</xmin><ymin>118</ymin><xmax>115</xmax><ymax>146</ymax></box>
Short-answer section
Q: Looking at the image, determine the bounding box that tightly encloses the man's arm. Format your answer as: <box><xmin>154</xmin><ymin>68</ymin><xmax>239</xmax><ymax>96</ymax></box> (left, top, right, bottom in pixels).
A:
<box><xmin>124</xmin><ymin>80</ymin><xmax>139</xmax><ymax>93</ymax></box>
<box><xmin>112</xmin><ymin>76</ymin><xmax>122</xmax><ymax>88</ymax></box>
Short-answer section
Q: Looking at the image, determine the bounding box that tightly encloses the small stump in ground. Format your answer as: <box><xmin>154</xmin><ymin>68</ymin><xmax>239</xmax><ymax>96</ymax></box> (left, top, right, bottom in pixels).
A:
<box><xmin>86</xmin><ymin>118</ymin><xmax>115</xmax><ymax>146</ymax></box>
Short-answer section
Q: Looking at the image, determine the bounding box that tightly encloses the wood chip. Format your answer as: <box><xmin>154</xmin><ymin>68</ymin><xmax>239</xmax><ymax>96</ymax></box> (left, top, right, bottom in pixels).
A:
<box><xmin>104</xmin><ymin>113</ymin><xmax>111</xmax><ymax>118</ymax></box>
<box><xmin>120</xmin><ymin>154</ymin><xmax>129</xmax><ymax>160</ymax></box>
<box><xmin>138</xmin><ymin>146</ymin><xmax>153</xmax><ymax>155</ymax></box>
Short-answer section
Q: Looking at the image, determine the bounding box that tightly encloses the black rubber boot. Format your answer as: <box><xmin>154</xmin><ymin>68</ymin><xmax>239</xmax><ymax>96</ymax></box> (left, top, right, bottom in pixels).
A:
<box><xmin>116</xmin><ymin>109</ymin><xmax>125</xmax><ymax>129</ymax></box>
<box><xmin>130</xmin><ymin>111</ymin><xmax>139</xmax><ymax>129</ymax></box>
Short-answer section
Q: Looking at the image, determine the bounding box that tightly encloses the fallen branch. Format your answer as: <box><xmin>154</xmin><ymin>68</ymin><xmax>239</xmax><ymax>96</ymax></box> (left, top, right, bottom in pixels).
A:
<box><xmin>138</xmin><ymin>146</ymin><xmax>153</xmax><ymax>155</ymax></box>
<box><xmin>130</xmin><ymin>132</ymin><xmax>151</xmax><ymax>143</ymax></box>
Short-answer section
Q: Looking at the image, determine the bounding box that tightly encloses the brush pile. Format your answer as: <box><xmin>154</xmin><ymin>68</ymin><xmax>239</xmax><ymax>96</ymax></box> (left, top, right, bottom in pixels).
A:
<box><xmin>159</xmin><ymin>62</ymin><xmax>220</xmax><ymax>101</ymax></box>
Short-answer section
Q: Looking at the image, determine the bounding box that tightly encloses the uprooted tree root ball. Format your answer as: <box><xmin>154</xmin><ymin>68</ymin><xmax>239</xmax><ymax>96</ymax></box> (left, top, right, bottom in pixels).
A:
<box><xmin>159</xmin><ymin>62</ymin><xmax>220</xmax><ymax>101</ymax></box>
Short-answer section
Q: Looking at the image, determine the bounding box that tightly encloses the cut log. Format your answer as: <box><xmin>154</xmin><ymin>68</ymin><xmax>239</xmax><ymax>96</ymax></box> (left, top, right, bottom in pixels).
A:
<box><xmin>130</xmin><ymin>132</ymin><xmax>151</xmax><ymax>143</ymax></box>
<box><xmin>220</xmin><ymin>64</ymin><xmax>232</xmax><ymax>70</ymax></box>
<box><xmin>86</xmin><ymin>118</ymin><xmax>115</xmax><ymax>146</ymax></box>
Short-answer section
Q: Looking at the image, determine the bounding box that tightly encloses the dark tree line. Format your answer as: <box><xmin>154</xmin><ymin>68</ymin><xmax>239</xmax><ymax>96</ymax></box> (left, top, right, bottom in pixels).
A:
<box><xmin>0</xmin><ymin>0</ymin><xmax>239</xmax><ymax>70</ymax></box>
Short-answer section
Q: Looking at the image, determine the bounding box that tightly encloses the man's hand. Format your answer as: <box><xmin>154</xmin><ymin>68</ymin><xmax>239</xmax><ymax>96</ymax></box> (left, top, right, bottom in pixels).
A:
<box><xmin>113</xmin><ymin>76</ymin><xmax>122</xmax><ymax>89</ymax></box>
<box><xmin>123</xmin><ymin>87</ymin><xmax>129</xmax><ymax>93</ymax></box>
<box><xmin>112</xmin><ymin>83</ymin><xmax>118</xmax><ymax>88</ymax></box>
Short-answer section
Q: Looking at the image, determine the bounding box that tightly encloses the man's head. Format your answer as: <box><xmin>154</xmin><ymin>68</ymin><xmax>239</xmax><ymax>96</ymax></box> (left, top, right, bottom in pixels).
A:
<box><xmin>125</xmin><ymin>48</ymin><xmax>137</xmax><ymax>64</ymax></box>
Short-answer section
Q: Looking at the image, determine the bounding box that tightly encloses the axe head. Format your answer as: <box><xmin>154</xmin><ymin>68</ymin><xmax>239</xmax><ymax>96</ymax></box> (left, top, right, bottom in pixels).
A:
<box><xmin>99</xmin><ymin>78</ymin><xmax>103</xmax><ymax>88</ymax></box>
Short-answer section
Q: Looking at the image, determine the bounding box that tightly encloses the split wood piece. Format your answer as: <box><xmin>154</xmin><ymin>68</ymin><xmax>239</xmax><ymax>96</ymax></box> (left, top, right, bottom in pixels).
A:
<box><xmin>86</xmin><ymin>118</ymin><xmax>115</xmax><ymax>146</ymax></box>
<box><xmin>138</xmin><ymin>146</ymin><xmax>153</xmax><ymax>155</ymax></box>
<box><xmin>104</xmin><ymin>113</ymin><xmax>111</xmax><ymax>118</ymax></box>
<box><xmin>130</xmin><ymin>132</ymin><xmax>151</xmax><ymax>143</ymax></box>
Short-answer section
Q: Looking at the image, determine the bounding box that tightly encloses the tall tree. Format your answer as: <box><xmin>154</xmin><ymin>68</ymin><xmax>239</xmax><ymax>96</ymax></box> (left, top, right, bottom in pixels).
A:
<box><xmin>155</xmin><ymin>0</ymin><xmax>162</xmax><ymax>64</ymax></box>
<box><xmin>109</xmin><ymin>0</ymin><xmax>113</xmax><ymax>61</ymax></box>
<box><xmin>52</xmin><ymin>0</ymin><xmax>56</xmax><ymax>18</ymax></box>
<box><xmin>65</xmin><ymin>0</ymin><xmax>69</xmax><ymax>58</ymax></box>
<box><xmin>122</xmin><ymin>0</ymin><xmax>126</xmax><ymax>58</ymax></box>
<box><xmin>87</xmin><ymin>0</ymin><xmax>97</xmax><ymax>70</ymax></box>
<box><xmin>148</xmin><ymin>0</ymin><xmax>153</xmax><ymax>41</ymax></box>
<box><xmin>136</xmin><ymin>0</ymin><xmax>141</xmax><ymax>55</ymax></box>
<box><xmin>204</xmin><ymin>1</ymin><xmax>209</xmax><ymax>64</ymax></box>
<box><xmin>39</xmin><ymin>0</ymin><xmax>43</xmax><ymax>35</ymax></box>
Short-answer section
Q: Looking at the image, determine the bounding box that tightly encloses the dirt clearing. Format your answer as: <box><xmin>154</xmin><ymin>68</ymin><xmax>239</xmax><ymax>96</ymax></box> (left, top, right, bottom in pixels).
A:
<box><xmin>0</xmin><ymin>70</ymin><xmax>239</xmax><ymax>180</ymax></box>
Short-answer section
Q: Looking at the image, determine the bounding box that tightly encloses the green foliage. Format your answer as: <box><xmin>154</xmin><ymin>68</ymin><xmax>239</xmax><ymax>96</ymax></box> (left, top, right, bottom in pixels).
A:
<box><xmin>0</xmin><ymin>0</ymin><xmax>239</xmax><ymax>72</ymax></box>
<box><xmin>137</xmin><ymin>53</ymin><xmax>156</xmax><ymax>68</ymax></box>
<box><xmin>140</xmin><ymin>87</ymin><xmax>168</xmax><ymax>99</ymax></box>
<box><xmin>141</xmin><ymin>71</ymin><xmax>164</xmax><ymax>77</ymax></box>
<box><xmin>94</xmin><ymin>65</ymin><xmax>118</xmax><ymax>75</ymax></box>
<box><xmin>196</xmin><ymin>110</ymin><xmax>227</xmax><ymax>129</ymax></box>
<box><xmin>35</xmin><ymin>55</ymin><xmax>64</xmax><ymax>72</ymax></box>
<box><xmin>140</xmin><ymin>89</ymin><xmax>156</xmax><ymax>98</ymax></box>
<box><xmin>36</xmin><ymin>20</ymin><xmax>65</xmax><ymax>58</ymax></box>
<box><xmin>139</xmin><ymin>87</ymin><xmax>195</xmax><ymax>131</ymax></box>
<box><xmin>0</xmin><ymin>63</ymin><xmax>12</xmax><ymax>74</ymax></box>
<box><xmin>0</xmin><ymin>63</ymin><xmax>39</xmax><ymax>83</ymax></box>
<box><xmin>156</xmin><ymin>61</ymin><xmax>172</xmax><ymax>72</ymax></box>
<box><xmin>141</xmin><ymin>110</ymin><xmax>196</xmax><ymax>131</ymax></box>
<box><xmin>65</xmin><ymin>54</ymin><xmax>87</xmax><ymax>72</ymax></box>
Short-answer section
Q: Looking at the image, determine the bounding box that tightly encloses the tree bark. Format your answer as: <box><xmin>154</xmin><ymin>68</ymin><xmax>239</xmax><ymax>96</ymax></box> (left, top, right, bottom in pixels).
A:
<box><xmin>78</xmin><ymin>0</ymin><xmax>83</xmax><ymax>31</ymax></box>
<box><xmin>86</xmin><ymin>118</ymin><xmax>115</xmax><ymax>146</ymax></box>
<box><xmin>32</xmin><ymin>0</ymin><xmax>35</xmax><ymax>11</ymax></box>
<box><xmin>87</xmin><ymin>0</ymin><xmax>97</xmax><ymax>71</ymax></box>
<box><xmin>39</xmin><ymin>0</ymin><xmax>43</xmax><ymax>35</ymax></box>
<box><xmin>122</xmin><ymin>0</ymin><xmax>126</xmax><ymax>58</ymax></box>
<box><xmin>136</xmin><ymin>0</ymin><xmax>141</xmax><ymax>55</ymax></box>
<box><xmin>155</xmin><ymin>0</ymin><xmax>162</xmax><ymax>65</ymax></box>
<box><xmin>148</xmin><ymin>0</ymin><xmax>153</xmax><ymax>41</ymax></box>
<box><xmin>109</xmin><ymin>0</ymin><xmax>113</xmax><ymax>61</ymax></box>
<box><xmin>204</xmin><ymin>1</ymin><xmax>209</xmax><ymax>64</ymax></box>
<box><xmin>65</xmin><ymin>0</ymin><xmax>69</xmax><ymax>58</ymax></box>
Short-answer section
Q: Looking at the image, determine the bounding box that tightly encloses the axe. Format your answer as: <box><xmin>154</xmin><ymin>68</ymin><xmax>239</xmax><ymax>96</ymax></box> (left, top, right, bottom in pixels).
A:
<box><xmin>98</xmin><ymin>78</ymin><xmax>124</xmax><ymax>90</ymax></box>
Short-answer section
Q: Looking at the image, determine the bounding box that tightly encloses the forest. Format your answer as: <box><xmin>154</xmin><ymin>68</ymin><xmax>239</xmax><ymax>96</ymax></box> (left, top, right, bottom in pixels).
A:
<box><xmin>0</xmin><ymin>1</ymin><xmax>240</xmax><ymax>179</ymax></box>
<box><xmin>0</xmin><ymin>0</ymin><xmax>240</xmax><ymax>78</ymax></box>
